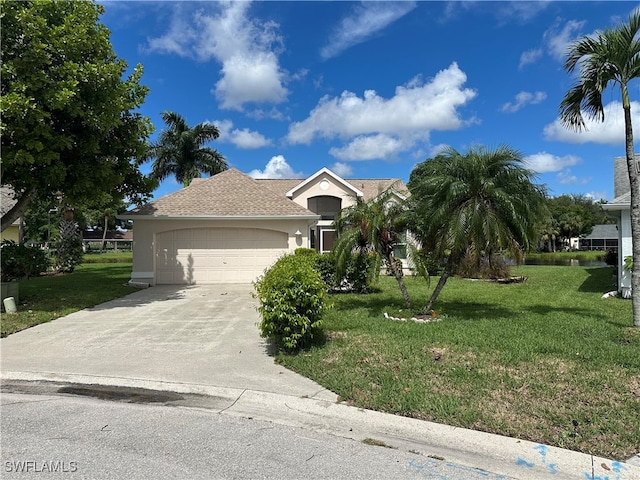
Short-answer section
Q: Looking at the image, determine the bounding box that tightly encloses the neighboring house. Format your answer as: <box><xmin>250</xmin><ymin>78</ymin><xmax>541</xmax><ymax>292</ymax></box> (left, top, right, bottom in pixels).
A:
<box><xmin>602</xmin><ymin>155</ymin><xmax>636</xmax><ymax>299</ymax></box>
<box><xmin>577</xmin><ymin>224</ymin><xmax>619</xmax><ymax>251</ymax></box>
<box><xmin>119</xmin><ymin>167</ymin><xmax>407</xmax><ymax>286</ymax></box>
<box><xmin>0</xmin><ymin>186</ymin><xmax>22</xmax><ymax>243</ymax></box>
<box><xmin>82</xmin><ymin>230</ymin><xmax>133</xmax><ymax>251</ymax></box>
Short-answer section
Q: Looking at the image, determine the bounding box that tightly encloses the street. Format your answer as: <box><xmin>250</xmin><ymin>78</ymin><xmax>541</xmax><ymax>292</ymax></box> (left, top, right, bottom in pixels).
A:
<box><xmin>1</xmin><ymin>391</ymin><xmax>511</xmax><ymax>480</ymax></box>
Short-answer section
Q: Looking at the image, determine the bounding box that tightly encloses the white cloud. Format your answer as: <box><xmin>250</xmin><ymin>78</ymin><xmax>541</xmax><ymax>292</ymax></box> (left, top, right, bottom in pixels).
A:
<box><xmin>543</xmin><ymin>19</ymin><xmax>587</xmax><ymax>61</ymax></box>
<box><xmin>214</xmin><ymin>119</ymin><xmax>272</xmax><ymax>149</ymax></box>
<box><xmin>557</xmin><ymin>169</ymin><xmax>591</xmax><ymax>185</ymax></box>
<box><xmin>501</xmin><ymin>91</ymin><xmax>547</xmax><ymax>113</ymax></box>
<box><xmin>524</xmin><ymin>152</ymin><xmax>581</xmax><ymax>173</ymax></box>
<box><xmin>543</xmin><ymin>101</ymin><xmax>640</xmax><ymax>145</ymax></box>
<box><xmin>585</xmin><ymin>191</ymin><xmax>609</xmax><ymax>202</ymax></box>
<box><xmin>248</xmin><ymin>155</ymin><xmax>305</xmax><ymax>179</ymax></box>
<box><xmin>429</xmin><ymin>143</ymin><xmax>450</xmax><ymax>157</ymax></box>
<box><xmin>145</xmin><ymin>2</ymin><xmax>288</xmax><ymax>111</ymax></box>
<box><xmin>321</xmin><ymin>1</ymin><xmax>416</xmax><ymax>60</ymax></box>
<box><xmin>519</xmin><ymin>48</ymin><xmax>543</xmax><ymax>69</ymax></box>
<box><xmin>287</xmin><ymin>63</ymin><xmax>476</xmax><ymax>161</ymax></box>
<box><xmin>330</xmin><ymin>162</ymin><xmax>353</xmax><ymax>178</ymax></box>
<box><xmin>329</xmin><ymin>134</ymin><xmax>407</xmax><ymax>161</ymax></box>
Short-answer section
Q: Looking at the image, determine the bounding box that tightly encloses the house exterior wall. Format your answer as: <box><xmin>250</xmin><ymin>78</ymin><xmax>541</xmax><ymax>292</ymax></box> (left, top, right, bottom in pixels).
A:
<box><xmin>619</xmin><ymin>211</ymin><xmax>633</xmax><ymax>298</ymax></box>
<box><xmin>130</xmin><ymin>218</ymin><xmax>314</xmax><ymax>285</ymax></box>
<box><xmin>289</xmin><ymin>172</ymin><xmax>360</xmax><ymax>210</ymax></box>
<box><xmin>1</xmin><ymin>224</ymin><xmax>20</xmax><ymax>243</ymax></box>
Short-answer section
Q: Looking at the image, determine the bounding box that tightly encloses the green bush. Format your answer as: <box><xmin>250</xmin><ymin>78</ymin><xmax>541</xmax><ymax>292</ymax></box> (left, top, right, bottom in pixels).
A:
<box><xmin>294</xmin><ymin>247</ymin><xmax>317</xmax><ymax>257</ymax></box>
<box><xmin>455</xmin><ymin>251</ymin><xmax>511</xmax><ymax>279</ymax></box>
<box><xmin>54</xmin><ymin>235</ymin><xmax>83</xmax><ymax>273</ymax></box>
<box><xmin>345</xmin><ymin>252</ymin><xmax>377</xmax><ymax>293</ymax></box>
<box><xmin>254</xmin><ymin>254</ymin><xmax>328</xmax><ymax>352</ymax></box>
<box><xmin>0</xmin><ymin>240</ymin><xmax>50</xmax><ymax>282</ymax></box>
<box><xmin>313</xmin><ymin>251</ymin><xmax>376</xmax><ymax>293</ymax></box>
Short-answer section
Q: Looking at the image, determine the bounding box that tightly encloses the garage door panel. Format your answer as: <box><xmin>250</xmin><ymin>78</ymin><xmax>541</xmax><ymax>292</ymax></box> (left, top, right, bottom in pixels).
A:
<box><xmin>156</xmin><ymin>228</ymin><xmax>287</xmax><ymax>285</ymax></box>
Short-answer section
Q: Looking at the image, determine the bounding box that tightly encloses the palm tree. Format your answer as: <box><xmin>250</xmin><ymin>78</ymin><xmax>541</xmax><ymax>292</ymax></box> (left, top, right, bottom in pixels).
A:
<box><xmin>332</xmin><ymin>188</ymin><xmax>412</xmax><ymax>308</ymax></box>
<box><xmin>560</xmin><ymin>12</ymin><xmax>640</xmax><ymax>327</ymax></box>
<box><xmin>150</xmin><ymin>111</ymin><xmax>227</xmax><ymax>187</ymax></box>
<box><xmin>407</xmin><ymin>145</ymin><xmax>547</xmax><ymax>314</ymax></box>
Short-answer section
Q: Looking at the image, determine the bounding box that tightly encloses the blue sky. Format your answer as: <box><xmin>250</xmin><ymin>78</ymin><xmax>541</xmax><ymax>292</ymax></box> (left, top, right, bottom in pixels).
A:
<box><xmin>100</xmin><ymin>1</ymin><xmax>639</xmax><ymax>202</ymax></box>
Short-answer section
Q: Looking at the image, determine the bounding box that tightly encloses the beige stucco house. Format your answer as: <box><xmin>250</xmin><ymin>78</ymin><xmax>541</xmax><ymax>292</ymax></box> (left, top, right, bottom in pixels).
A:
<box><xmin>602</xmin><ymin>156</ymin><xmax>635</xmax><ymax>299</ymax></box>
<box><xmin>1</xmin><ymin>186</ymin><xmax>22</xmax><ymax>243</ymax></box>
<box><xmin>120</xmin><ymin>167</ymin><xmax>406</xmax><ymax>286</ymax></box>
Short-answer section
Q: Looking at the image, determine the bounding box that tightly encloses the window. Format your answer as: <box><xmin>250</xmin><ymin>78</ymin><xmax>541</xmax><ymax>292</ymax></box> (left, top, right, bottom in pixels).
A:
<box><xmin>308</xmin><ymin>196</ymin><xmax>341</xmax><ymax>221</ymax></box>
<box><xmin>320</xmin><ymin>229</ymin><xmax>336</xmax><ymax>253</ymax></box>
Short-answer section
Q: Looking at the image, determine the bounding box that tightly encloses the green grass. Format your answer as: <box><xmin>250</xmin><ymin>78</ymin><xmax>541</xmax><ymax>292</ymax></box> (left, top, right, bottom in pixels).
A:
<box><xmin>525</xmin><ymin>251</ymin><xmax>607</xmax><ymax>262</ymax></box>
<box><xmin>82</xmin><ymin>251</ymin><xmax>133</xmax><ymax>263</ymax></box>
<box><xmin>1</xmin><ymin>262</ymin><xmax>135</xmax><ymax>337</ymax></box>
<box><xmin>277</xmin><ymin>266</ymin><xmax>639</xmax><ymax>460</ymax></box>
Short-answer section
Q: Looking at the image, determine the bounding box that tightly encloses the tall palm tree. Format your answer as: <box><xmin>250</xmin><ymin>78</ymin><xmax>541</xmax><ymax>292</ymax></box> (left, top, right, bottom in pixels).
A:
<box><xmin>408</xmin><ymin>145</ymin><xmax>547</xmax><ymax>314</ymax></box>
<box><xmin>150</xmin><ymin>111</ymin><xmax>227</xmax><ymax>187</ymax></box>
<box><xmin>560</xmin><ymin>12</ymin><xmax>640</xmax><ymax>327</ymax></box>
<box><xmin>332</xmin><ymin>188</ymin><xmax>412</xmax><ymax>308</ymax></box>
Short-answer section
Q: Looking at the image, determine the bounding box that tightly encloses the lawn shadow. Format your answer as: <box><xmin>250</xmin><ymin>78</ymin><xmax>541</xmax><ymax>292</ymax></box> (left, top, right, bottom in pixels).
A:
<box><xmin>578</xmin><ymin>267</ymin><xmax>616</xmax><ymax>294</ymax></box>
<box><xmin>526</xmin><ymin>304</ymin><xmax>597</xmax><ymax>317</ymax></box>
<box><xmin>428</xmin><ymin>300</ymin><xmax>516</xmax><ymax>321</ymax></box>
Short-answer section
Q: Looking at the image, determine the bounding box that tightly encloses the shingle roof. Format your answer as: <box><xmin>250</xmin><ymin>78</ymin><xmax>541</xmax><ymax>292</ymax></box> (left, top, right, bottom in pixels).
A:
<box><xmin>582</xmin><ymin>224</ymin><xmax>618</xmax><ymax>240</ymax></box>
<box><xmin>125</xmin><ymin>169</ymin><xmax>318</xmax><ymax>217</ymax></box>
<box><xmin>607</xmin><ymin>191</ymin><xmax>631</xmax><ymax>206</ymax></box>
<box><xmin>0</xmin><ymin>185</ymin><xmax>17</xmax><ymax>217</ymax></box>
<box><xmin>258</xmin><ymin>178</ymin><xmax>407</xmax><ymax>201</ymax></box>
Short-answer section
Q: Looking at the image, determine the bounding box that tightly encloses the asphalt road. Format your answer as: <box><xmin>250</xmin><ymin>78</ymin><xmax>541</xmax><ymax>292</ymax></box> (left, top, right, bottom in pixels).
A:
<box><xmin>1</xmin><ymin>392</ymin><xmax>513</xmax><ymax>480</ymax></box>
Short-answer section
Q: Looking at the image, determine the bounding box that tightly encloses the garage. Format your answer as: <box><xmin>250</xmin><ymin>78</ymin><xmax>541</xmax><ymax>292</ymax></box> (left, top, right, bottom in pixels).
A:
<box><xmin>155</xmin><ymin>227</ymin><xmax>288</xmax><ymax>284</ymax></box>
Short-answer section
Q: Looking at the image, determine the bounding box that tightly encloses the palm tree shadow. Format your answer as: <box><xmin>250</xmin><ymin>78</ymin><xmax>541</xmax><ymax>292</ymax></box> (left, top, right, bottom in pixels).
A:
<box><xmin>427</xmin><ymin>300</ymin><xmax>516</xmax><ymax>321</ymax></box>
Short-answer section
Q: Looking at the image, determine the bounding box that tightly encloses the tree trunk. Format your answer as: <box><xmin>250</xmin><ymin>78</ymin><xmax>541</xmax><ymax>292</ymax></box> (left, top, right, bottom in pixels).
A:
<box><xmin>423</xmin><ymin>270</ymin><xmax>450</xmax><ymax>315</ymax></box>
<box><xmin>622</xmin><ymin>97</ymin><xmax>640</xmax><ymax>327</ymax></box>
<box><xmin>1</xmin><ymin>188</ymin><xmax>36</xmax><ymax>232</ymax></box>
<box><xmin>386</xmin><ymin>254</ymin><xmax>411</xmax><ymax>309</ymax></box>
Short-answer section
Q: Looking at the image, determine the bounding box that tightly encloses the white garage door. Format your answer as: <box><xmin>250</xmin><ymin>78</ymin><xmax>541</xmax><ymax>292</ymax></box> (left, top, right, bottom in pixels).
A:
<box><xmin>155</xmin><ymin>228</ymin><xmax>288</xmax><ymax>284</ymax></box>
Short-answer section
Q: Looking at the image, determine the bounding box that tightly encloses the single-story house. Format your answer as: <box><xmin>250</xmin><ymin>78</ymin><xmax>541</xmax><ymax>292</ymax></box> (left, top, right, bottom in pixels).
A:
<box><xmin>577</xmin><ymin>224</ymin><xmax>619</xmax><ymax>251</ymax></box>
<box><xmin>602</xmin><ymin>155</ymin><xmax>636</xmax><ymax>299</ymax></box>
<box><xmin>119</xmin><ymin>167</ymin><xmax>407</xmax><ymax>286</ymax></box>
<box><xmin>0</xmin><ymin>186</ymin><xmax>22</xmax><ymax>243</ymax></box>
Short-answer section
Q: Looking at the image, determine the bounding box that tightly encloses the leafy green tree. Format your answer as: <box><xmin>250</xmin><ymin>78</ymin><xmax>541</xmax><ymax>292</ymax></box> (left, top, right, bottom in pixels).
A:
<box><xmin>545</xmin><ymin>195</ymin><xmax>597</xmax><ymax>249</ymax></box>
<box><xmin>149</xmin><ymin>111</ymin><xmax>227</xmax><ymax>188</ymax></box>
<box><xmin>560</xmin><ymin>12</ymin><xmax>640</xmax><ymax>326</ymax></box>
<box><xmin>1</xmin><ymin>0</ymin><xmax>155</xmax><ymax>232</ymax></box>
<box><xmin>332</xmin><ymin>189</ymin><xmax>412</xmax><ymax>308</ymax></box>
<box><xmin>408</xmin><ymin>145</ymin><xmax>547</xmax><ymax>314</ymax></box>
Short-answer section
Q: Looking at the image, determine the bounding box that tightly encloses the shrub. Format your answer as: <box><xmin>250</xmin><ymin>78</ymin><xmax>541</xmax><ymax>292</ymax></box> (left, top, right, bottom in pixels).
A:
<box><xmin>313</xmin><ymin>251</ymin><xmax>376</xmax><ymax>293</ymax></box>
<box><xmin>54</xmin><ymin>235</ymin><xmax>83</xmax><ymax>273</ymax></box>
<box><xmin>294</xmin><ymin>247</ymin><xmax>317</xmax><ymax>257</ymax></box>
<box><xmin>314</xmin><ymin>252</ymin><xmax>338</xmax><ymax>288</ymax></box>
<box><xmin>455</xmin><ymin>252</ymin><xmax>511</xmax><ymax>279</ymax></box>
<box><xmin>604</xmin><ymin>248</ymin><xmax>618</xmax><ymax>267</ymax></box>
<box><xmin>345</xmin><ymin>252</ymin><xmax>377</xmax><ymax>293</ymax></box>
<box><xmin>254</xmin><ymin>254</ymin><xmax>328</xmax><ymax>352</ymax></box>
<box><xmin>0</xmin><ymin>240</ymin><xmax>50</xmax><ymax>282</ymax></box>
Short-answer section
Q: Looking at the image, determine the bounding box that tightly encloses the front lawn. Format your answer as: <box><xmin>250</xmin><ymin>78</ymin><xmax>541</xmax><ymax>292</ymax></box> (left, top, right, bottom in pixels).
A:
<box><xmin>1</xmin><ymin>261</ymin><xmax>134</xmax><ymax>337</ymax></box>
<box><xmin>277</xmin><ymin>266</ymin><xmax>639</xmax><ymax>460</ymax></box>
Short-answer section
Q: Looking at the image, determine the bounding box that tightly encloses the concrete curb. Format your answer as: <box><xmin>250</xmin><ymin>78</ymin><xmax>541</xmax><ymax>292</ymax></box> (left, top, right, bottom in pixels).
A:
<box><xmin>2</xmin><ymin>371</ymin><xmax>638</xmax><ymax>480</ymax></box>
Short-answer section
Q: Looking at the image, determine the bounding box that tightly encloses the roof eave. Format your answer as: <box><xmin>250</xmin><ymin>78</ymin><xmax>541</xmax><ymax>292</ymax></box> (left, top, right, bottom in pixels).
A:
<box><xmin>117</xmin><ymin>214</ymin><xmax>321</xmax><ymax>221</ymax></box>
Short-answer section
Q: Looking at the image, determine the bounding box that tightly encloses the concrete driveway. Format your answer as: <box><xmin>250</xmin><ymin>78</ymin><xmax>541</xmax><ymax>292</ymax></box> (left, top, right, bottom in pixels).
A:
<box><xmin>0</xmin><ymin>284</ymin><xmax>336</xmax><ymax>401</ymax></box>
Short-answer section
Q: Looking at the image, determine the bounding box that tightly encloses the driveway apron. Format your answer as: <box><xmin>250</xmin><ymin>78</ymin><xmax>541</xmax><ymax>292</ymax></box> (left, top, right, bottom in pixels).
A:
<box><xmin>0</xmin><ymin>284</ymin><xmax>336</xmax><ymax>401</ymax></box>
